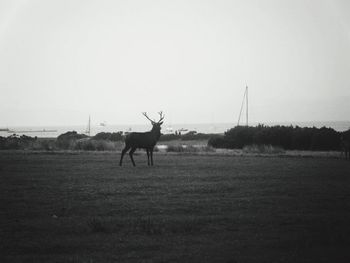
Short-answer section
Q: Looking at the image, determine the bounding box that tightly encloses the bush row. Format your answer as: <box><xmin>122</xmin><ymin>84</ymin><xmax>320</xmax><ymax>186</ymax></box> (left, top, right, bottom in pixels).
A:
<box><xmin>2</xmin><ymin>126</ymin><xmax>348</xmax><ymax>152</ymax></box>
<box><xmin>0</xmin><ymin>131</ymin><xmax>124</xmax><ymax>151</ymax></box>
<box><xmin>208</xmin><ymin>125</ymin><xmax>347</xmax><ymax>151</ymax></box>
<box><xmin>159</xmin><ymin>131</ymin><xmax>214</xmax><ymax>141</ymax></box>
<box><xmin>0</xmin><ymin>130</ymin><xmax>215</xmax><ymax>151</ymax></box>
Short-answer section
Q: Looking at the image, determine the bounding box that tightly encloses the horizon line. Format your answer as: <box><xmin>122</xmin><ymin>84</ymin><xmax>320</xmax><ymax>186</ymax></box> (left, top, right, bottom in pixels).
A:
<box><xmin>1</xmin><ymin>120</ymin><xmax>350</xmax><ymax>128</ymax></box>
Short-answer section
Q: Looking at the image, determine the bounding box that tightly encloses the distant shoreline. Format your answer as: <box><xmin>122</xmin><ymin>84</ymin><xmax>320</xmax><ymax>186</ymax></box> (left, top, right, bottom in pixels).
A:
<box><xmin>1</xmin><ymin>121</ymin><xmax>349</xmax><ymax>138</ymax></box>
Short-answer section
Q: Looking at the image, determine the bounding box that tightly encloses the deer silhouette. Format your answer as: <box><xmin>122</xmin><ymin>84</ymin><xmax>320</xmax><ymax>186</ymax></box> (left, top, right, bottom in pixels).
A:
<box><xmin>119</xmin><ymin>112</ymin><xmax>164</xmax><ymax>166</ymax></box>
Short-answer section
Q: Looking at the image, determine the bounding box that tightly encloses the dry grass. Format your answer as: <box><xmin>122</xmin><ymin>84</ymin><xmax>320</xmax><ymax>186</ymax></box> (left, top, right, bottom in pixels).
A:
<box><xmin>243</xmin><ymin>144</ymin><xmax>285</xmax><ymax>154</ymax></box>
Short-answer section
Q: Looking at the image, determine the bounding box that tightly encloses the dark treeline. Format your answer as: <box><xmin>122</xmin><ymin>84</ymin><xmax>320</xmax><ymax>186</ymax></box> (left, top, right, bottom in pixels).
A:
<box><xmin>208</xmin><ymin>125</ymin><xmax>346</xmax><ymax>151</ymax></box>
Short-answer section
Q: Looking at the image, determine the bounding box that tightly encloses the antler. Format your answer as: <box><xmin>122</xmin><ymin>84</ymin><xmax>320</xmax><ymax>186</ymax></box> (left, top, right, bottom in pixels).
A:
<box><xmin>142</xmin><ymin>112</ymin><xmax>155</xmax><ymax>124</ymax></box>
<box><xmin>157</xmin><ymin>111</ymin><xmax>165</xmax><ymax>123</ymax></box>
<box><xmin>142</xmin><ymin>111</ymin><xmax>164</xmax><ymax>124</ymax></box>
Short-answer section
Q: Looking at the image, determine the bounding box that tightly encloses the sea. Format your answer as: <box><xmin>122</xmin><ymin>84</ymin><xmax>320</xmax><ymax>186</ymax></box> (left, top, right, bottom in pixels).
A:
<box><xmin>1</xmin><ymin>121</ymin><xmax>349</xmax><ymax>138</ymax></box>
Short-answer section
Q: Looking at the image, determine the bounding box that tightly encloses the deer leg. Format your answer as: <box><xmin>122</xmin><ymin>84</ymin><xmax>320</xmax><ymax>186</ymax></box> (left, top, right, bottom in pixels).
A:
<box><xmin>119</xmin><ymin>145</ymin><xmax>131</xmax><ymax>166</ymax></box>
<box><xmin>146</xmin><ymin>149</ymin><xmax>150</xmax><ymax>166</ymax></box>
<box><xmin>129</xmin><ymin>147</ymin><xmax>137</xmax><ymax>167</ymax></box>
<box><xmin>150</xmin><ymin>148</ymin><xmax>154</xmax><ymax>166</ymax></box>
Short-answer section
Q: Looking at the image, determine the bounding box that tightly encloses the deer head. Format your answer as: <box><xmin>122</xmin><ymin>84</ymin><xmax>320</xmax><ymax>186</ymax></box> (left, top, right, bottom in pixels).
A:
<box><xmin>142</xmin><ymin>111</ymin><xmax>164</xmax><ymax>131</ymax></box>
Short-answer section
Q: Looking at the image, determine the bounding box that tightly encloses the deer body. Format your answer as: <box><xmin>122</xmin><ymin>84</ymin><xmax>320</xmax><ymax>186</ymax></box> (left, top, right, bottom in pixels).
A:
<box><xmin>119</xmin><ymin>112</ymin><xmax>164</xmax><ymax>166</ymax></box>
<box><xmin>125</xmin><ymin>129</ymin><xmax>161</xmax><ymax>149</ymax></box>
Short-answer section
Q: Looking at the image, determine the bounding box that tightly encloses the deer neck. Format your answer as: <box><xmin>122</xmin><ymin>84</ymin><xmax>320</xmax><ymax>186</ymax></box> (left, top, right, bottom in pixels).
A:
<box><xmin>151</xmin><ymin>126</ymin><xmax>161</xmax><ymax>140</ymax></box>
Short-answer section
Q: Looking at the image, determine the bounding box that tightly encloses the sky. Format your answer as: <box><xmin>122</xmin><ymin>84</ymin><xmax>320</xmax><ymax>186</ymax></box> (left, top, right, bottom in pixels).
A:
<box><xmin>0</xmin><ymin>0</ymin><xmax>349</xmax><ymax>126</ymax></box>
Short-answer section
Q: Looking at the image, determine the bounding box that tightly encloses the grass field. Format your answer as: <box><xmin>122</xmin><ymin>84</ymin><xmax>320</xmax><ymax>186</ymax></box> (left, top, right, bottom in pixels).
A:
<box><xmin>1</xmin><ymin>151</ymin><xmax>350</xmax><ymax>262</ymax></box>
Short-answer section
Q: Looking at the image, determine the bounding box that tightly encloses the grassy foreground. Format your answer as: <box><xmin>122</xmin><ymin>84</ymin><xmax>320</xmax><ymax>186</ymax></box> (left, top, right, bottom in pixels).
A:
<box><xmin>1</xmin><ymin>151</ymin><xmax>350</xmax><ymax>262</ymax></box>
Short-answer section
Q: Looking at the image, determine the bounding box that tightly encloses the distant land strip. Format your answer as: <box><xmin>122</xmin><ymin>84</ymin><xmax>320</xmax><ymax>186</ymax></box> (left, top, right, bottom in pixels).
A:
<box><xmin>7</xmin><ymin>129</ymin><xmax>57</xmax><ymax>133</ymax></box>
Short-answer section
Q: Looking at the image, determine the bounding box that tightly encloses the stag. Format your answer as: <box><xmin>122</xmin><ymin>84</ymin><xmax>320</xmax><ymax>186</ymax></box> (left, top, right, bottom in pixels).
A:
<box><xmin>119</xmin><ymin>112</ymin><xmax>164</xmax><ymax>166</ymax></box>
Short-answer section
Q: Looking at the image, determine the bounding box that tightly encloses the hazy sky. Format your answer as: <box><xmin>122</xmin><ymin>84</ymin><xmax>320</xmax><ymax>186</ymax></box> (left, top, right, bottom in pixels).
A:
<box><xmin>0</xmin><ymin>0</ymin><xmax>349</xmax><ymax>126</ymax></box>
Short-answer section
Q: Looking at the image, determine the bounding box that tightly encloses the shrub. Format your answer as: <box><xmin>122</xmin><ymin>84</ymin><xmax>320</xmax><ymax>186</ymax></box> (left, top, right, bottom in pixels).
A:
<box><xmin>0</xmin><ymin>134</ymin><xmax>39</xmax><ymax>150</ymax></box>
<box><xmin>31</xmin><ymin>139</ymin><xmax>56</xmax><ymax>151</ymax></box>
<box><xmin>166</xmin><ymin>145</ymin><xmax>184</xmax><ymax>152</ymax></box>
<box><xmin>110</xmin><ymin>132</ymin><xmax>124</xmax><ymax>141</ymax></box>
<box><xmin>181</xmin><ymin>131</ymin><xmax>213</xmax><ymax>141</ymax></box>
<box><xmin>166</xmin><ymin>145</ymin><xmax>197</xmax><ymax>152</ymax></box>
<box><xmin>165</xmin><ymin>144</ymin><xmax>214</xmax><ymax>153</ymax></box>
<box><xmin>159</xmin><ymin>133</ymin><xmax>181</xmax><ymax>141</ymax></box>
<box><xmin>208</xmin><ymin>136</ymin><xmax>231</xmax><ymax>149</ymax></box>
<box><xmin>56</xmin><ymin>131</ymin><xmax>88</xmax><ymax>149</ymax></box>
<box><xmin>209</xmin><ymin>125</ymin><xmax>344</xmax><ymax>151</ymax></box>
<box><xmin>93</xmin><ymin>131</ymin><xmax>124</xmax><ymax>141</ymax></box>
<box><xmin>0</xmin><ymin>136</ymin><xmax>5</xmax><ymax>149</ymax></box>
<box><xmin>243</xmin><ymin>144</ymin><xmax>285</xmax><ymax>154</ymax></box>
<box><xmin>73</xmin><ymin>139</ymin><xmax>118</xmax><ymax>151</ymax></box>
<box><xmin>4</xmin><ymin>134</ymin><xmax>21</xmax><ymax>149</ymax></box>
<box><xmin>310</xmin><ymin>127</ymin><xmax>341</xmax><ymax>151</ymax></box>
<box><xmin>0</xmin><ymin>135</ymin><xmax>60</xmax><ymax>151</ymax></box>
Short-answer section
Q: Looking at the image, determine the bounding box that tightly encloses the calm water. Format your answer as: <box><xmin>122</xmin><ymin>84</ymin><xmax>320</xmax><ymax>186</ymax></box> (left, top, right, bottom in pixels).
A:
<box><xmin>1</xmin><ymin>121</ymin><xmax>349</xmax><ymax>138</ymax></box>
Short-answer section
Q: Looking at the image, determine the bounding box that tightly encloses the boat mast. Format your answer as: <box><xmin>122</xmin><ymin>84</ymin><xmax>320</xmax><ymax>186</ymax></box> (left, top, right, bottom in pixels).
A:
<box><xmin>246</xmin><ymin>85</ymin><xmax>248</xmax><ymax>126</ymax></box>
<box><xmin>86</xmin><ymin>115</ymin><xmax>91</xmax><ymax>136</ymax></box>
<box><xmin>237</xmin><ymin>86</ymin><xmax>249</xmax><ymax>126</ymax></box>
